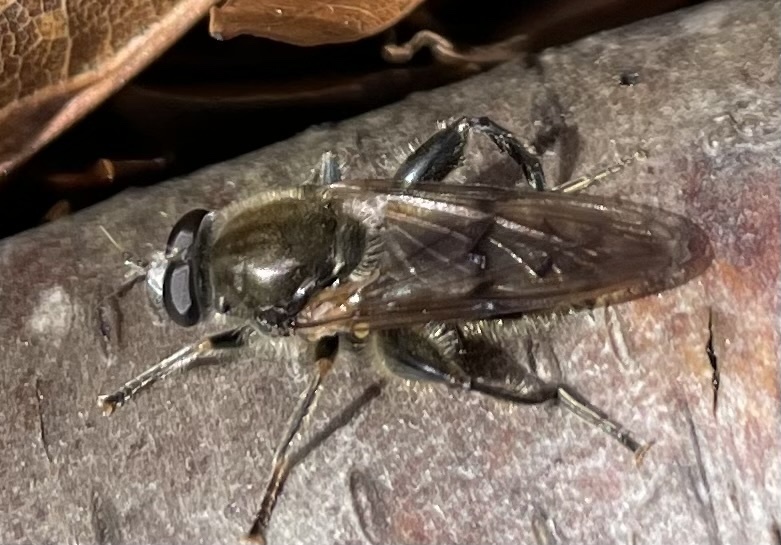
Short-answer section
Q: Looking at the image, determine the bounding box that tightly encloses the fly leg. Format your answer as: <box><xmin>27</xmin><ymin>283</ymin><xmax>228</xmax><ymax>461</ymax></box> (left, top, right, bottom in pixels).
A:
<box><xmin>470</xmin><ymin>377</ymin><xmax>650</xmax><ymax>459</ymax></box>
<box><xmin>245</xmin><ymin>335</ymin><xmax>339</xmax><ymax>544</ymax></box>
<box><xmin>553</xmin><ymin>149</ymin><xmax>647</xmax><ymax>193</ymax></box>
<box><xmin>97</xmin><ymin>326</ymin><xmax>252</xmax><ymax>414</ymax></box>
<box><xmin>393</xmin><ymin>116</ymin><xmax>546</xmax><ymax>190</ymax></box>
<box><xmin>375</xmin><ymin>324</ymin><xmax>649</xmax><ymax>460</ymax></box>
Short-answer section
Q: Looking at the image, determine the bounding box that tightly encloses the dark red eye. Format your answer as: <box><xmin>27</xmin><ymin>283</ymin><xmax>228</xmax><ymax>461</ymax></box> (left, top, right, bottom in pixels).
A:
<box><xmin>166</xmin><ymin>209</ymin><xmax>210</xmax><ymax>258</ymax></box>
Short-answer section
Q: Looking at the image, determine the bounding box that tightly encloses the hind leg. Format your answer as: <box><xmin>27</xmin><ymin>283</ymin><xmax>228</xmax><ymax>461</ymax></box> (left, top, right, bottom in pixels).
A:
<box><xmin>374</xmin><ymin>323</ymin><xmax>648</xmax><ymax>458</ymax></box>
<box><xmin>392</xmin><ymin>116</ymin><xmax>546</xmax><ymax>190</ymax></box>
<box><xmin>393</xmin><ymin>116</ymin><xmax>647</xmax><ymax>194</ymax></box>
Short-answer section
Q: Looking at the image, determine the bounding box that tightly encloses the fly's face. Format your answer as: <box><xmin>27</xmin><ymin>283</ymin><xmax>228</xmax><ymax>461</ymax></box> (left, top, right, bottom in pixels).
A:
<box><xmin>183</xmin><ymin>196</ymin><xmax>365</xmax><ymax>335</ymax></box>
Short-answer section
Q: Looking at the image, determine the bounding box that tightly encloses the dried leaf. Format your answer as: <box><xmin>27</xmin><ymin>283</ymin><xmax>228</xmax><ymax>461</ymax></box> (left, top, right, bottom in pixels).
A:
<box><xmin>0</xmin><ymin>0</ymin><xmax>220</xmax><ymax>182</ymax></box>
<box><xmin>209</xmin><ymin>0</ymin><xmax>426</xmax><ymax>45</ymax></box>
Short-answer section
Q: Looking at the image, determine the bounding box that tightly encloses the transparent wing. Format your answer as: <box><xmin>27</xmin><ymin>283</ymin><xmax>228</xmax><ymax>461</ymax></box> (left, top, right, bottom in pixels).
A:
<box><xmin>297</xmin><ymin>180</ymin><xmax>712</xmax><ymax>333</ymax></box>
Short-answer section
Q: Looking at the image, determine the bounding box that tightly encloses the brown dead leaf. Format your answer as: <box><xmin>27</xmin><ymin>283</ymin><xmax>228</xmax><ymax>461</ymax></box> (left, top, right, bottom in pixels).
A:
<box><xmin>0</xmin><ymin>0</ymin><xmax>220</xmax><ymax>183</ymax></box>
<box><xmin>209</xmin><ymin>0</ymin><xmax>426</xmax><ymax>45</ymax></box>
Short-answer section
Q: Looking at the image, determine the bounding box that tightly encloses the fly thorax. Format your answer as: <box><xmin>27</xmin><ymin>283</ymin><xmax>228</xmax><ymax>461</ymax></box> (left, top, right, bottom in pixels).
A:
<box><xmin>206</xmin><ymin>196</ymin><xmax>366</xmax><ymax>331</ymax></box>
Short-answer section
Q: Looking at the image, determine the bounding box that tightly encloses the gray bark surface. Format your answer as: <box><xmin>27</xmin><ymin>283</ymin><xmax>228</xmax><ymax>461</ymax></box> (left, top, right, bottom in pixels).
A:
<box><xmin>1</xmin><ymin>0</ymin><xmax>779</xmax><ymax>543</ymax></box>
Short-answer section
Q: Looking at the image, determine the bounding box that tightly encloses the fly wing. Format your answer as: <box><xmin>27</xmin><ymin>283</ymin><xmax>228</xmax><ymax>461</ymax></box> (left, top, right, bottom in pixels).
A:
<box><xmin>297</xmin><ymin>180</ymin><xmax>712</xmax><ymax>333</ymax></box>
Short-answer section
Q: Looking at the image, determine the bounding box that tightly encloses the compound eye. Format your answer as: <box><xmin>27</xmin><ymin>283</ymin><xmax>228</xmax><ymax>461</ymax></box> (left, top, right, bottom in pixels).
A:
<box><xmin>162</xmin><ymin>260</ymin><xmax>201</xmax><ymax>326</ymax></box>
<box><xmin>166</xmin><ymin>209</ymin><xmax>210</xmax><ymax>258</ymax></box>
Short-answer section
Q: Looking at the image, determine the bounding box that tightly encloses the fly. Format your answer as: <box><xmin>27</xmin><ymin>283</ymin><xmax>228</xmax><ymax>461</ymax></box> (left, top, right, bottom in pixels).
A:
<box><xmin>97</xmin><ymin>116</ymin><xmax>713</xmax><ymax>543</ymax></box>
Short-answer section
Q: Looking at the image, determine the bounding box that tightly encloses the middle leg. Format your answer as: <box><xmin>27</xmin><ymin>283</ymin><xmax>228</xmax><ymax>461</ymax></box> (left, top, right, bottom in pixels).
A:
<box><xmin>245</xmin><ymin>335</ymin><xmax>339</xmax><ymax>544</ymax></box>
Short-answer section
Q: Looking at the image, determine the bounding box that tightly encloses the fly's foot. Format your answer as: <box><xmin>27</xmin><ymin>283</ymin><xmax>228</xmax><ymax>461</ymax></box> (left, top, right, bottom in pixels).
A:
<box><xmin>633</xmin><ymin>440</ymin><xmax>655</xmax><ymax>467</ymax></box>
<box><xmin>242</xmin><ymin>529</ymin><xmax>267</xmax><ymax>545</ymax></box>
<box><xmin>97</xmin><ymin>393</ymin><xmax>125</xmax><ymax>415</ymax></box>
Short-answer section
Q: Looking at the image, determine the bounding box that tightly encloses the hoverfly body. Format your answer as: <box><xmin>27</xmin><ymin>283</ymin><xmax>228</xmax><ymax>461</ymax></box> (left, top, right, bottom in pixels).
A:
<box><xmin>97</xmin><ymin>116</ymin><xmax>713</xmax><ymax>543</ymax></box>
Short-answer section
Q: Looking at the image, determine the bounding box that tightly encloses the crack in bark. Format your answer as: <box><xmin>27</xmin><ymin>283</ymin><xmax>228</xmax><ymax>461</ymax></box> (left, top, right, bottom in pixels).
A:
<box><xmin>34</xmin><ymin>378</ymin><xmax>52</xmax><ymax>464</ymax></box>
<box><xmin>706</xmin><ymin>308</ymin><xmax>720</xmax><ymax>416</ymax></box>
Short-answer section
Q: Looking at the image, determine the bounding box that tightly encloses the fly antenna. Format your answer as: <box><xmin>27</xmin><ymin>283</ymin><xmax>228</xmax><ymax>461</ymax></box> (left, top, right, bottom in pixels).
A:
<box><xmin>99</xmin><ymin>225</ymin><xmax>151</xmax><ymax>300</ymax></box>
<box><xmin>99</xmin><ymin>225</ymin><xmax>148</xmax><ymax>270</ymax></box>
<box><xmin>99</xmin><ymin>225</ymin><xmax>123</xmax><ymax>253</ymax></box>
<box><xmin>554</xmin><ymin>149</ymin><xmax>648</xmax><ymax>193</ymax></box>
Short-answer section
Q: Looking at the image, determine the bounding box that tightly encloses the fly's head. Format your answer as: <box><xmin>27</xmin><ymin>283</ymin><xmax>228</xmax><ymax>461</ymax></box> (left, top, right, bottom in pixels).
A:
<box><xmin>159</xmin><ymin>208</ymin><xmax>214</xmax><ymax>327</ymax></box>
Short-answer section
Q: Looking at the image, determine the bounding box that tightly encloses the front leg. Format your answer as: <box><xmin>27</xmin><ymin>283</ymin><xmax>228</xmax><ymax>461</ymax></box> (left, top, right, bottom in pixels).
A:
<box><xmin>97</xmin><ymin>325</ymin><xmax>253</xmax><ymax>414</ymax></box>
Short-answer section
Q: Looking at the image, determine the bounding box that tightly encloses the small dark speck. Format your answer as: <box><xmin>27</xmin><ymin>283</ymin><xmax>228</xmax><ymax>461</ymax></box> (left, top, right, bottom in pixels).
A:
<box><xmin>222</xmin><ymin>501</ymin><xmax>242</xmax><ymax>520</ymax></box>
<box><xmin>619</xmin><ymin>71</ymin><xmax>641</xmax><ymax>86</ymax></box>
<box><xmin>772</xmin><ymin>520</ymin><xmax>780</xmax><ymax>545</ymax></box>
